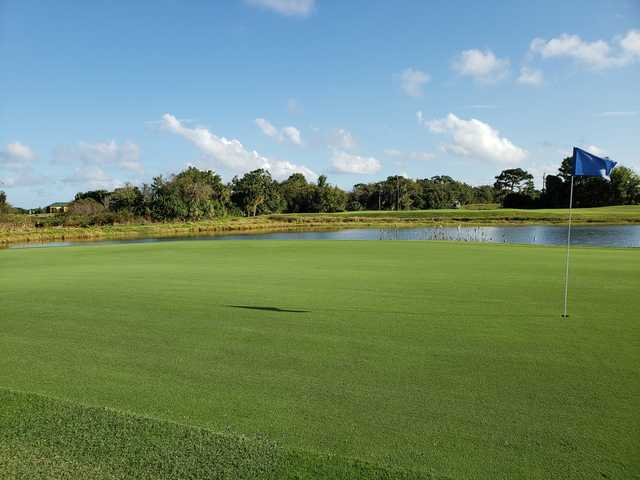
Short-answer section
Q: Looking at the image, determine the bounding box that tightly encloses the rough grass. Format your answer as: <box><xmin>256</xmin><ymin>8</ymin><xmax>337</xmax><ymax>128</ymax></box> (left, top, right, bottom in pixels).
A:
<box><xmin>2</xmin><ymin>205</ymin><xmax>640</xmax><ymax>246</ymax></box>
<box><xmin>1</xmin><ymin>241</ymin><xmax>639</xmax><ymax>478</ymax></box>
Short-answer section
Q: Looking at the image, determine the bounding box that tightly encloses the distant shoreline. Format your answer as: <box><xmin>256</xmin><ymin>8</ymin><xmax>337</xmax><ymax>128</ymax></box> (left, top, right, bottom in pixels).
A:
<box><xmin>2</xmin><ymin>206</ymin><xmax>639</xmax><ymax>247</ymax></box>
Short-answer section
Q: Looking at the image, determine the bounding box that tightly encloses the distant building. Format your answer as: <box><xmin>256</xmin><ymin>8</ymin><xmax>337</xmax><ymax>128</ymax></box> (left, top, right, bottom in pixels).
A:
<box><xmin>47</xmin><ymin>202</ymin><xmax>69</xmax><ymax>214</ymax></box>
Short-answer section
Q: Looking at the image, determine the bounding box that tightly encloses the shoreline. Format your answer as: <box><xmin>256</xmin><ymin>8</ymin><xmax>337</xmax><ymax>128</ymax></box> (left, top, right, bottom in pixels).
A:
<box><xmin>2</xmin><ymin>210</ymin><xmax>640</xmax><ymax>247</ymax></box>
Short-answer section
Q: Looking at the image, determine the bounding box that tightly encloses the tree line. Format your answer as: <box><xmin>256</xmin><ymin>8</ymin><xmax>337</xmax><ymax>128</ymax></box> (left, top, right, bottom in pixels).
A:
<box><xmin>1</xmin><ymin>156</ymin><xmax>638</xmax><ymax>224</ymax></box>
<box><xmin>495</xmin><ymin>157</ymin><xmax>640</xmax><ymax>208</ymax></box>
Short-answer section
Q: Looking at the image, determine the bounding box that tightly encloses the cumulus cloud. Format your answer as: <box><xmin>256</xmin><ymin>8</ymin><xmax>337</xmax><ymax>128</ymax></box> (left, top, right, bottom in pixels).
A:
<box><xmin>452</xmin><ymin>49</ymin><xmax>510</xmax><ymax>82</ymax></box>
<box><xmin>53</xmin><ymin>141</ymin><xmax>143</xmax><ymax>174</ymax></box>
<box><xmin>255</xmin><ymin>118</ymin><xmax>279</xmax><ymax>139</ymax></box>
<box><xmin>255</xmin><ymin>118</ymin><xmax>303</xmax><ymax>145</ymax></box>
<box><xmin>0</xmin><ymin>142</ymin><xmax>46</xmax><ymax>188</ymax></box>
<box><xmin>61</xmin><ymin>166</ymin><xmax>119</xmax><ymax>190</ymax></box>
<box><xmin>620</xmin><ymin>29</ymin><xmax>640</xmax><ymax>56</ymax></box>
<box><xmin>0</xmin><ymin>142</ymin><xmax>35</xmax><ymax>169</ymax></box>
<box><xmin>583</xmin><ymin>145</ymin><xmax>608</xmax><ymax>157</ymax></box>
<box><xmin>0</xmin><ymin>172</ymin><xmax>46</xmax><ymax>188</ymax></box>
<box><xmin>269</xmin><ymin>160</ymin><xmax>316</xmax><ymax>179</ymax></box>
<box><xmin>517</xmin><ymin>66</ymin><xmax>543</xmax><ymax>86</ymax></box>
<box><xmin>399</xmin><ymin>67</ymin><xmax>430</xmax><ymax>97</ymax></box>
<box><xmin>328</xmin><ymin>128</ymin><xmax>357</xmax><ymax>150</ymax></box>
<box><xmin>530</xmin><ymin>30</ymin><xmax>640</xmax><ymax>69</ymax></box>
<box><xmin>425</xmin><ymin>113</ymin><xmax>527</xmax><ymax>165</ymax></box>
<box><xmin>162</xmin><ymin>113</ymin><xmax>316</xmax><ymax>180</ymax></box>
<box><xmin>245</xmin><ymin>0</ymin><xmax>315</xmax><ymax>17</ymax></box>
<box><xmin>282</xmin><ymin>126</ymin><xmax>302</xmax><ymax>145</ymax></box>
<box><xmin>331</xmin><ymin>150</ymin><xmax>381</xmax><ymax>174</ymax></box>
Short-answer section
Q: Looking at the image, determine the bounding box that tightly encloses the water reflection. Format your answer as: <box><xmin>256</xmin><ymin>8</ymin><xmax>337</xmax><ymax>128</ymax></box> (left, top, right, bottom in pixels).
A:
<box><xmin>5</xmin><ymin>224</ymin><xmax>640</xmax><ymax>249</ymax></box>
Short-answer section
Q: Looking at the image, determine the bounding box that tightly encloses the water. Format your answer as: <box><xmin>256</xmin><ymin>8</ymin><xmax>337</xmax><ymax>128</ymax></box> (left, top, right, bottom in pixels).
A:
<box><xmin>5</xmin><ymin>224</ymin><xmax>640</xmax><ymax>249</ymax></box>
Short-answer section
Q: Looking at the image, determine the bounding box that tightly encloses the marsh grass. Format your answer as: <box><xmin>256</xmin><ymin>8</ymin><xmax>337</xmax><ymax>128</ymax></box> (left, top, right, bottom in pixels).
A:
<box><xmin>2</xmin><ymin>205</ymin><xmax>639</xmax><ymax>246</ymax></box>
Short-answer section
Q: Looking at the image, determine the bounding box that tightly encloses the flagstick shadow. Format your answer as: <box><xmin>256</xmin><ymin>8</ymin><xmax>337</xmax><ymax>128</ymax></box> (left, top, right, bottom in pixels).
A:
<box><xmin>227</xmin><ymin>305</ymin><xmax>310</xmax><ymax>314</ymax></box>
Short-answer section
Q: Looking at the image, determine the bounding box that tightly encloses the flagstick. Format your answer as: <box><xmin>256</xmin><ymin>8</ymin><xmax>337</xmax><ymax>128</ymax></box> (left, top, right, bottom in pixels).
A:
<box><xmin>562</xmin><ymin>175</ymin><xmax>574</xmax><ymax>318</ymax></box>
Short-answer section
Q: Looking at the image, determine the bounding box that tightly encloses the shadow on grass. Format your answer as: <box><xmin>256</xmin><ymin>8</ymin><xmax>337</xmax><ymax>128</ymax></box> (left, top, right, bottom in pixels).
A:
<box><xmin>228</xmin><ymin>305</ymin><xmax>310</xmax><ymax>313</ymax></box>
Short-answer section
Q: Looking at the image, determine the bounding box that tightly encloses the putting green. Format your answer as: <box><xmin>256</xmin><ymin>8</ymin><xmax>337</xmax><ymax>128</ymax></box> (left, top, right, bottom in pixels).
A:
<box><xmin>1</xmin><ymin>240</ymin><xmax>638</xmax><ymax>479</ymax></box>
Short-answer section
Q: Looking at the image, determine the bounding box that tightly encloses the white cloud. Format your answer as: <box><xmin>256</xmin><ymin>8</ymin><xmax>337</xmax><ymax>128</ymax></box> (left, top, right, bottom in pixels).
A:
<box><xmin>255</xmin><ymin>118</ymin><xmax>280</xmax><ymax>139</ymax></box>
<box><xmin>61</xmin><ymin>166</ymin><xmax>119</xmax><ymax>190</ymax></box>
<box><xmin>530</xmin><ymin>30</ymin><xmax>640</xmax><ymax>69</ymax></box>
<box><xmin>517</xmin><ymin>66</ymin><xmax>543</xmax><ymax>86</ymax></box>
<box><xmin>426</xmin><ymin>113</ymin><xmax>527</xmax><ymax>165</ymax></box>
<box><xmin>255</xmin><ymin>118</ymin><xmax>303</xmax><ymax>145</ymax></box>
<box><xmin>621</xmin><ymin>29</ymin><xmax>640</xmax><ymax>56</ymax></box>
<box><xmin>416</xmin><ymin>111</ymin><xmax>424</xmax><ymax>125</ymax></box>
<box><xmin>245</xmin><ymin>0</ymin><xmax>314</xmax><ymax>17</ymax></box>
<box><xmin>282</xmin><ymin>126</ymin><xmax>302</xmax><ymax>145</ymax></box>
<box><xmin>269</xmin><ymin>160</ymin><xmax>316</xmax><ymax>179</ymax></box>
<box><xmin>328</xmin><ymin>128</ymin><xmax>357</xmax><ymax>150</ymax></box>
<box><xmin>0</xmin><ymin>142</ymin><xmax>35</xmax><ymax>169</ymax></box>
<box><xmin>54</xmin><ymin>141</ymin><xmax>143</xmax><ymax>174</ymax></box>
<box><xmin>0</xmin><ymin>172</ymin><xmax>46</xmax><ymax>188</ymax></box>
<box><xmin>452</xmin><ymin>49</ymin><xmax>510</xmax><ymax>82</ymax></box>
<box><xmin>331</xmin><ymin>150</ymin><xmax>381</xmax><ymax>174</ymax></box>
<box><xmin>0</xmin><ymin>142</ymin><xmax>45</xmax><ymax>188</ymax></box>
<box><xmin>584</xmin><ymin>145</ymin><xmax>607</xmax><ymax>157</ymax></box>
<box><xmin>162</xmin><ymin>113</ymin><xmax>316</xmax><ymax>180</ymax></box>
<box><xmin>6</xmin><ymin>142</ymin><xmax>35</xmax><ymax>161</ymax></box>
<box><xmin>399</xmin><ymin>67</ymin><xmax>430</xmax><ymax>97</ymax></box>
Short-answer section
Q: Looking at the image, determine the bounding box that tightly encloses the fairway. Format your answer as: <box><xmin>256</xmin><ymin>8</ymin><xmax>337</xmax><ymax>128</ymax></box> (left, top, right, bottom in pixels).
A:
<box><xmin>1</xmin><ymin>240</ymin><xmax>639</xmax><ymax>479</ymax></box>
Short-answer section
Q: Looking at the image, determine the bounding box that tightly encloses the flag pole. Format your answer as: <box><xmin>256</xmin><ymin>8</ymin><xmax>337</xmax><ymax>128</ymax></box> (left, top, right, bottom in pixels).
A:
<box><xmin>562</xmin><ymin>175</ymin><xmax>574</xmax><ymax>318</ymax></box>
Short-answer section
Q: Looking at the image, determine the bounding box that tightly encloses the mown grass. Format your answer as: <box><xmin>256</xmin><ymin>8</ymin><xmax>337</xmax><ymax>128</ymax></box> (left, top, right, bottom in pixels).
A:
<box><xmin>1</xmin><ymin>205</ymin><xmax>639</xmax><ymax>246</ymax></box>
<box><xmin>1</xmin><ymin>388</ymin><xmax>432</xmax><ymax>479</ymax></box>
<box><xmin>1</xmin><ymin>241</ymin><xmax>639</xmax><ymax>478</ymax></box>
<box><xmin>272</xmin><ymin>204</ymin><xmax>640</xmax><ymax>223</ymax></box>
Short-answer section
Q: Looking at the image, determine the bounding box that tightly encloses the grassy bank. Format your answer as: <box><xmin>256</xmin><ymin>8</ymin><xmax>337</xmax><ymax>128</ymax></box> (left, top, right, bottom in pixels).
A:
<box><xmin>1</xmin><ymin>205</ymin><xmax>640</xmax><ymax>246</ymax></box>
<box><xmin>272</xmin><ymin>204</ymin><xmax>640</xmax><ymax>223</ymax></box>
<box><xmin>1</xmin><ymin>241</ymin><xmax>638</xmax><ymax>478</ymax></box>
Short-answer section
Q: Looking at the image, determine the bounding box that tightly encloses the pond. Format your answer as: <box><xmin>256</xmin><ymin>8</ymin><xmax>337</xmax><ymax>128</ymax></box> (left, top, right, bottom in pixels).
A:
<box><xmin>5</xmin><ymin>224</ymin><xmax>640</xmax><ymax>249</ymax></box>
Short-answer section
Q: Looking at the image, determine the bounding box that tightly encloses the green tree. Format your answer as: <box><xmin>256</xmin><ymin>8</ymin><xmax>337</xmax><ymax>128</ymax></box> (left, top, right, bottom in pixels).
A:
<box><xmin>0</xmin><ymin>190</ymin><xmax>10</xmax><ymax>214</ymax></box>
<box><xmin>610</xmin><ymin>166</ymin><xmax>640</xmax><ymax>205</ymax></box>
<box><xmin>472</xmin><ymin>185</ymin><xmax>496</xmax><ymax>204</ymax></box>
<box><xmin>311</xmin><ymin>175</ymin><xmax>347</xmax><ymax>212</ymax></box>
<box><xmin>280</xmin><ymin>173</ymin><xmax>312</xmax><ymax>213</ymax></box>
<box><xmin>541</xmin><ymin>174</ymin><xmax>565</xmax><ymax>208</ymax></box>
<box><xmin>558</xmin><ymin>157</ymin><xmax>573</xmax><ymax>182</ymax></box>
<box><xmin>75</xmin><ymin>190</ymin><xmax>111</xmax><ymax>209</ymax></box>
<box><xmin>150</xmin><ymin>167</ymin><xmax>231</xmax><ymax>220</ymax></box>
<box><xmin>417</xmin><ymin>176</ymin><xmax>474</xmax><ymax>209</ymax></box>
<box><xmin>110</xmin><ymin>184</ymin><xmax>143</xmax><ymax>214</ymax></box>
<box><xmin>67</xmin><ymin>198</ymin><xmax>106</xmax><ymax>215</ymax></box>
<box><xmin>494</xmin><ymin>168</ymin><xmax>534</xmax><ymax>196</ymax></box>
<box><xmin>231</xmin><ymin>169</ymin><xmax>284</xmax><ymax>216</ymax></box>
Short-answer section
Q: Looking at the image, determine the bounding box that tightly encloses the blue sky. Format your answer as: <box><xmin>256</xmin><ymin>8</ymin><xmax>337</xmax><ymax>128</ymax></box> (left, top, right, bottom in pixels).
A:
<box><xmin>1</xmin><ymin>0</ymin><xmax>639</xmax><ymax>207</ymax></box>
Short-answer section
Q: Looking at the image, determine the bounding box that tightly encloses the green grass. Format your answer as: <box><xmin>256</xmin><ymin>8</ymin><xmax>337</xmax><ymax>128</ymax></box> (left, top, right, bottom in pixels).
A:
<box><xmin>1</xmin><ymin>240</ymin><xmax>639</xmax><ymax>479</ymax></box>
<box><xmin>1</xmin><ymin>388</ymin><xmax>432</xmax><ymax>479</ymax></box>
<box><xmin>272</xmin><ymin>204</ymin><xmax>640</xmax><ymax>223</ymax></box>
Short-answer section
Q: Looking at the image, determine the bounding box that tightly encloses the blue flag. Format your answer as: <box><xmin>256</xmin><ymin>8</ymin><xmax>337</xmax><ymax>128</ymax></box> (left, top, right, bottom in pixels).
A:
<box><xmin>573</xmin><ymin>147</ymin><xmax>617</xmax><ymax>178</ymax></box>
